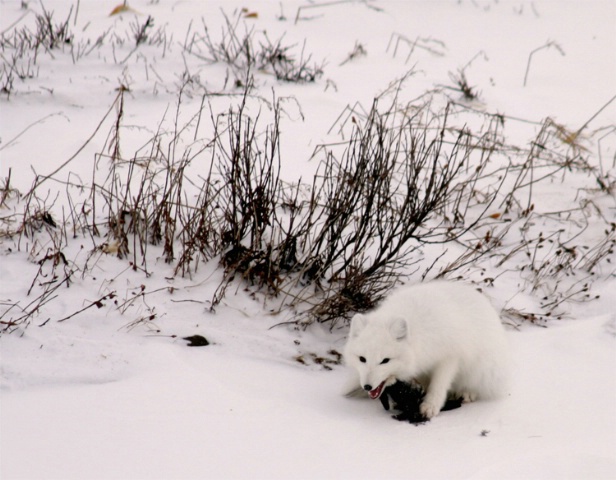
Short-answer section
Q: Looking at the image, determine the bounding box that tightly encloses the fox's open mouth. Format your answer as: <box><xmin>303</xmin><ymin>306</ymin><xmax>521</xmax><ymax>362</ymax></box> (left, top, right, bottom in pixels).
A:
<box><xmin>369</xmin><ymin>381</ymin><xmax>386</xmax><ymax>399</ymax></box>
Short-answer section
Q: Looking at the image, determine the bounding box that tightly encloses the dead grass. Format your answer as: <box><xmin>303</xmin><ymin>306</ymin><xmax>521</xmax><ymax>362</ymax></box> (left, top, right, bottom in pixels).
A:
<box><xmin>1</xmin><ymin>6</ymin><xmax>614</xmax><ymax>333</ymax></box>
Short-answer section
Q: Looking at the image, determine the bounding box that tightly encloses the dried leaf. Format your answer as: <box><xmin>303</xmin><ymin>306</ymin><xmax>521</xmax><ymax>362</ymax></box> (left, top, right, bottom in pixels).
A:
<box><xmin>102</xmin><ymin>241</ymin><xmax>120</xmax><ymax>254</ymax></box>
<box><xmin>110</xmin><ymin>4</ymin><xmax>134</xmax><ymax>16</ymax></box>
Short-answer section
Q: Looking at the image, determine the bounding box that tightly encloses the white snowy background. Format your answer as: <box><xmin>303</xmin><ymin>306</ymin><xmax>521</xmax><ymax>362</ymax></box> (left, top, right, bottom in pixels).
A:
<box><xmin>1</xmin><ymin>1</ymin><xmax>615</xmax><ymax>479</ymax></box>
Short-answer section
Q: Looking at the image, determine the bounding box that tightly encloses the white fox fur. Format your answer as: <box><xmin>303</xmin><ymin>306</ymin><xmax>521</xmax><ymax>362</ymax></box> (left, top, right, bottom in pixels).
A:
<box><xmin>343</xmin><ymin>281</ymin><xmax>510</xmax><ymax>418</ymax></box>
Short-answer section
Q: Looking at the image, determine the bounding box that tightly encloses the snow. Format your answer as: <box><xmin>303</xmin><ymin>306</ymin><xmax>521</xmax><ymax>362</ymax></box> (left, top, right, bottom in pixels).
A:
<box><xmin>2</xmin><ymin>314</ymin><xmax>615</xmax><ymax>479</ymax></box>
<box><xmin>1</xmin><ymin>1</ymin><xmax>615</xmax><ymax>479</ymax></box>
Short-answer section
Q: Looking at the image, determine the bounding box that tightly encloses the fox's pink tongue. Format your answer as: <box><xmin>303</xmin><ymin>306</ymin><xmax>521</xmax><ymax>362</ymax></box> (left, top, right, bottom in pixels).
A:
<box><xmin>369</xmin><ymin>381</ymin><xmax>386</xmax><ymax>399</ymax></box>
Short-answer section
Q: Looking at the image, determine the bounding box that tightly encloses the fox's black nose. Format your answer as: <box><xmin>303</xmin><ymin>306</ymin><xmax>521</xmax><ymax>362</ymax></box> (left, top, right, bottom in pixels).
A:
<box><xmin>363</xmin><ymin>384</ymin><xmax>372</xmax><ymax>392</ymax></box>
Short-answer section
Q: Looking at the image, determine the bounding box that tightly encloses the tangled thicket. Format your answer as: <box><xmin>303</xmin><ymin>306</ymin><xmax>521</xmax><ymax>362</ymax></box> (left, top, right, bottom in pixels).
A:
<box><xmin>2</xmin><ymin>77</ymin><xmax>614</xmax><ymax>334</ymax></box>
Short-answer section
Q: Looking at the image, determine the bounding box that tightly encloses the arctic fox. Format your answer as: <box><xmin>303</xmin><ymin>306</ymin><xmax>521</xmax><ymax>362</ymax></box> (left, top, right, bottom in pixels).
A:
<box><xmin>343</xmin><ymin>281</ymin><xmax>510</xmax><ymax>418</ymax></box>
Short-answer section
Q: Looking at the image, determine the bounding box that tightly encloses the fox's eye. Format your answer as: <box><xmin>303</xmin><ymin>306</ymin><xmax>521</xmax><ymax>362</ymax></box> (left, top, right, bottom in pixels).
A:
<box><xmin>359</xmin><ymin>356</ymin><xmax>366</xmax><ymax>363</ymax></box>
<box><xmin>380</xmin><ymin>358</ymin><xmax>390</xmax><ymax>364</ymax></box>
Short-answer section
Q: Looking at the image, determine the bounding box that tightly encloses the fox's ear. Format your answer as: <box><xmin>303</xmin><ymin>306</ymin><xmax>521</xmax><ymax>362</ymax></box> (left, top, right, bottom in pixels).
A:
<box><xmin>349</xmin><ymin>313</ymin><xmax>369</xmax><ymax>338</ymax></box>
<box><xmin>388</xmin><ymin>317</ymin><xmax>407</xmax><ymax>341</ymax></box>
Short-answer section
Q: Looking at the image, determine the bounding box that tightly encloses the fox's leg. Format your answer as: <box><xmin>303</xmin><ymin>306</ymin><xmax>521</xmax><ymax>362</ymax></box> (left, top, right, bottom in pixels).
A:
<box><xmin>461</xmin><ymin>391</ymin><xmax>477</xmax><ymax>403</ymax></box>
<box><xmin>420</xmin><ymin>360</ymin><xmax>458</xmax><ymax>419</ymax></box>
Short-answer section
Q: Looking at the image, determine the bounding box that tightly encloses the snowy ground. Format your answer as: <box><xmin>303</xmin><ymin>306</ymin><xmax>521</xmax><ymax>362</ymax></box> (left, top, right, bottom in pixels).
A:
<box><xmin>1</xmin><ymin>1</ymin><xmax>615</xmax><ymax>479</ymax></box>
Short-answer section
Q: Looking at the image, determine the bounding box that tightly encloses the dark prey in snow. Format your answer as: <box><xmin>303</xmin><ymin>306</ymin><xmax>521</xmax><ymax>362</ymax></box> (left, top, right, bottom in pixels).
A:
<box><xmin>380</xmin><ymin>380</ymin><xmax>463</xmax><ymax>423</ymax></box>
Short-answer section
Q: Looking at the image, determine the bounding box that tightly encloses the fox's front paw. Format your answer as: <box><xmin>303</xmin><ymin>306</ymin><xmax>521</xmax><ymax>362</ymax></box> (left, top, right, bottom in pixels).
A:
<box><xmin>461</xmin><ymin>392</ymin><xmax>477</xmax><ymax>403</ymax></box>
<box><xmin>419</xmin><ymin>400</ymin><xmax>440</xmax><ymax>419</ymax></box>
